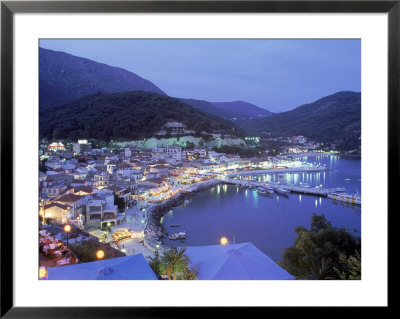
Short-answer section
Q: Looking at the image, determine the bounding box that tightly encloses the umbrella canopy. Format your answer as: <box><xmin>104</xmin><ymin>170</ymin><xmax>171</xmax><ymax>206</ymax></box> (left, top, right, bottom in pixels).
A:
<box><xmin>46</xmin><ymin>253</ymin><xmax>157</xmax><ymax>280</ymax></box>
<box><xmin>184</xmin><ymin>242</ymin><xmax>294</xmax><ymax>280</ymax></box>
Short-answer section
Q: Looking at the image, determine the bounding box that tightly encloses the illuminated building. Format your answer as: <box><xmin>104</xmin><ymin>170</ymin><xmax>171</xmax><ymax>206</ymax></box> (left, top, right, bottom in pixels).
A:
<box><xmin>48</xmin><ymin>142</ymin><xmax>65</xmax><ymax>151</ymax></box>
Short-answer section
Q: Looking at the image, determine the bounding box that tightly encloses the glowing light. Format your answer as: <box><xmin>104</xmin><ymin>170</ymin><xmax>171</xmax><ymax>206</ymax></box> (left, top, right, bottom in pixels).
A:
<box><xmin>39</xmin><ymin>268</ymin><xmax>47</xmax><ymax>279</ymax></box>
<box><xmin>64</xmin><ymin>225</ymin><xmax>71</xmax><ymax>232</ymax></box>
<box><xmin>96</xmin><ymin>250</ymin><xmax>105</xmax><ymax>259</ymax></box>
<box><xmin>220</xmin><ymin>237</ymin><xmax>229</xmax><ymax>245</ymax></box>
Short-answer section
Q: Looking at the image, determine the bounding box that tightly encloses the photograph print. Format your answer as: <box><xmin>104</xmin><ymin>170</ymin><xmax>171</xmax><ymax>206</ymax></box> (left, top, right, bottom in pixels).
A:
<box><xmin>38</xmin><ymin>39</ymin><xmax>361</xmax><ymax>280</ymax></box>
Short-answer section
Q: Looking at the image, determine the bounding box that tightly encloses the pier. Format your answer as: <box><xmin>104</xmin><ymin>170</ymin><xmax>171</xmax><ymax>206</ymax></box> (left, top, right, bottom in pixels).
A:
<box><xmin>221</xmin><ymin>178</ymin><xmax>331</xmax><ymax>197</ymax></box>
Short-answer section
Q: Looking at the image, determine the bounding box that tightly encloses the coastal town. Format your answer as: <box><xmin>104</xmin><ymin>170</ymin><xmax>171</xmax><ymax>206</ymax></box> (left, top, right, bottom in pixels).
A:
<box><xmin>38</xmin><ymin>133</ymin><xmax>344</xmax><ymax>280</ymax></box>
<box><xmin>36</xmin><ymin>40</ymin><xmax>362</xmax><ymax>281</ymax></box>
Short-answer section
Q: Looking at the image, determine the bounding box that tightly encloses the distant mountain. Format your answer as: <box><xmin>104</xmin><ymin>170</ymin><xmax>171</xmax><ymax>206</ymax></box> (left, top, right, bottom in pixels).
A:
<box><xmin>178</xmin><ymin>98</ymin><xmax>239</xmax><ymax>119</ymax></box>
<box><xmin>179</xmin><ymin>98</ymin><xmax>272</xmax><ymax>120</ymax></box>
<box><xmin>212</xmin><ymin>100</ymin><xmax>273</xmax><ymax>118</ymax></box>
<box><xmin>39</xmin><ymin>47</ymin><xmax>166</xmax><ymax>107</ymax></box>
<box><xmin>240</xmin><ymin>91</ymin><xmax>361</xmax><ymax>150</ymax></box>
<box><xmin>39</xmin><ymin>91</ymin><xmax>244</xmax><ymax>141</ymax></box>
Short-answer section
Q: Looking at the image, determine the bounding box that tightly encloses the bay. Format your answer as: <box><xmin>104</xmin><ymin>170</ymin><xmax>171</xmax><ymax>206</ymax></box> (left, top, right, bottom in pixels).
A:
<box><xmin>162</xmin><ymin>155</ymin><xmax>361</xmax><ymax>261</ymax></box>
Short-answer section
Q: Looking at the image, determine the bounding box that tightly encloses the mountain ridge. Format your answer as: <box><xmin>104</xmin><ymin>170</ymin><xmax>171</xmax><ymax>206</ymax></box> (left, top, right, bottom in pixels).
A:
<box><xmin>212</xmin><ymin>100</ymin><xmax>273</xmax><ymax>118</ymax></box>
<box><xmin>39</xmin><ymin>47</ymin><xmax>166</xmax><ymax>107</ymax></box>
<box><xmin>240</xmin><ymin>91</ymin><xmax>361</xmax><ymax>150</ymax></box>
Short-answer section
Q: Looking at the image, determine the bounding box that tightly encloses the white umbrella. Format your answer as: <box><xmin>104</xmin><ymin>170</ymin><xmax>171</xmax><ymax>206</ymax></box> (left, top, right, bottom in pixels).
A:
<box><xmin>184</xmin><ymin>242</ymin><xmax>294</xmax><ymax>280</ymax></box>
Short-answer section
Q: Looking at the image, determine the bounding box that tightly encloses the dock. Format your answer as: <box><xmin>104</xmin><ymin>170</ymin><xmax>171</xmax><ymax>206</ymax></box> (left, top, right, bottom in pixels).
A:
<box><xmin>221</xmin><ymin>178</ymin><xmax>332</xmax><ymax>197</ymax></box>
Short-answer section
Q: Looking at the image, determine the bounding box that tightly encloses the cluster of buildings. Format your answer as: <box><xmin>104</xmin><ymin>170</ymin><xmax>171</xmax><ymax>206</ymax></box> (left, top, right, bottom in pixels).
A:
<box><xmin>38</xmin><ymin>139</ymin><xmax>308</xmax><ymax>280</ymax></box>
<box><xmin>262</xmin><ymin>135</ymin><xmax>325</xmax><ymax>154</ymax></box>
<box><xmin>39</xmin><ymin>139</ymin><xmax>306</xmax><ymax>231</ymax></box>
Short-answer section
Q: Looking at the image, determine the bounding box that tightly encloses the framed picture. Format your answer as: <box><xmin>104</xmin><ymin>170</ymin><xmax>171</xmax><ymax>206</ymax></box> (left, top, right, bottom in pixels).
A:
<box><xmin>1</xmin><ymin>0</ymin><xmax>395</xmax><ymax>316</ymax></box>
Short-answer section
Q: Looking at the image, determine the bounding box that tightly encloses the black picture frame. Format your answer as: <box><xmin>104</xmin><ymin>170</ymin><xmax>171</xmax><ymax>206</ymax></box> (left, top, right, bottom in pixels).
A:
<box><xmin>1</xmin><ymin>0</ymin><xmax>396</xmax><ymax>317</ymax></box>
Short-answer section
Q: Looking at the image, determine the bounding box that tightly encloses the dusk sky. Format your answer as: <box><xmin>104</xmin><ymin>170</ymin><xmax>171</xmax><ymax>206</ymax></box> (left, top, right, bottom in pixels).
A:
<box><xmin>39</xmin><ymin>39</ymin><xmax>361</xmax><ymax>112</ymax></box>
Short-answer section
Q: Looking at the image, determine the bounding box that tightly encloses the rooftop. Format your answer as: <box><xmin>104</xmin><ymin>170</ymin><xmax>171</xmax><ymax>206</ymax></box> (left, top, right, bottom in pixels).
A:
<box><xmin>45</xmin><ymin>254</ymin><xmax>157</xmax><ymax>280</ymax></box>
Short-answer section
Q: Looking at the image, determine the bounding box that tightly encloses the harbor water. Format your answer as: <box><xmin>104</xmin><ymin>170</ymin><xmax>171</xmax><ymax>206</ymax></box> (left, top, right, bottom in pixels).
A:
<box><xmin>162</xmin><ymin>155</ymin><xmax>361</xmax><ymax>261</ymax></box>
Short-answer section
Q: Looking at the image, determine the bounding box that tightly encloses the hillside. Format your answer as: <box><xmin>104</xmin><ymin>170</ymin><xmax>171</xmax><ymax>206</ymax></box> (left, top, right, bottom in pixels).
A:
<box><xmin>241</xmin><ymin>91</ymin><xmax>361</xmax><ymax>150</ymax></box>
<box><xmin>39</xmin><ymin>91</ymin><xmax>244</xmax><ymax>141</ymax></box>
<box><xmin>178</xmin><ymin>98</ymin><xmax>239</xmax><ymax>119</ymax></box>
<box><xmin>39</xmin><ymin>47</ymin><xmax>166</xmax><ymax>107</ymax></box>
<box><xmin>212</xmin><ymin>100</ymin><xmax>273</xmax><ymax>118</ymax></box>
<box><xmin>180</xmin><ymin>98</ymin><xmax>272</xmax><ymax>121</ymax></box>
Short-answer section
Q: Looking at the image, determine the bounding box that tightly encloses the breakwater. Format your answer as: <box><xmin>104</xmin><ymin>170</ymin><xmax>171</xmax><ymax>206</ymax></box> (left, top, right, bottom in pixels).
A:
<box><xmin>144</xmin><ymin>179</ymin><xmax>221</xmax><ymax>250</ymax></box>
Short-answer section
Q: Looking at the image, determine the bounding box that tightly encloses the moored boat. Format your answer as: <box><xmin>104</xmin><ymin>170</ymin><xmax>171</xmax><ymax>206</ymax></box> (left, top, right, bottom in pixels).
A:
<box><xmin>274</xmin><ymin>187</ymin><xmax>290</xmax><ymax>196</ymax></box>
<box><xmin>328</xmin><ymin>192</ymin><xmax>361</xmax><ymax>205</ymax></box>
<box><xmin>257</xmin><ymin>187</ymin><xmax>274</xmax><ymax>195</ymax></box>
<box><xmin>168</xmin><ymin>231</ymin><xmax>187</xmax><ymax>240</ymax></box>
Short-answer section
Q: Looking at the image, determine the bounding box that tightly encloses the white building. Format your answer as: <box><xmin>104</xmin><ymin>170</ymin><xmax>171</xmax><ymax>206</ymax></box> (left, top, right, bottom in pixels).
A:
<box><xmin>167</xmin><ymin>145</ymin><xmax>182</xmax><ymax>161</ymax></box>
<box><xmin>85</xmin><ymin>198</ymin><xmax>119</xmax><ymax>228</ymax></box>
<box><xmin>165</xmin><ymin>122</ymin><xmax>185</xmax><ymax>134</ymax></box>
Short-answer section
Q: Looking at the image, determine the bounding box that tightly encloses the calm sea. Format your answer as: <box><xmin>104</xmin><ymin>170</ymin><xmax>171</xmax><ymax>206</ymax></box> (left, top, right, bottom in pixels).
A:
<box><xmin>161</xmin><ymin>155</ymin><xmax>361</xmax><ymax>261</ymax></box>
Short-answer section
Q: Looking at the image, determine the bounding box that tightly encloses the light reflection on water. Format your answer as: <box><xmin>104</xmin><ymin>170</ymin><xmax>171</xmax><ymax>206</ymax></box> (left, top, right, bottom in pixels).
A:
<box><xmin>163</xmin><ymin>156</ymin><xmax>361</xmax><ymax>261</ymax></box>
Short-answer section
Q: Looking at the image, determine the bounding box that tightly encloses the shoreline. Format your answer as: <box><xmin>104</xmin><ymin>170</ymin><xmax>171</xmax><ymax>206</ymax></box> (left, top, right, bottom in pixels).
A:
<box><xmin>143</xmin><ymin>167</ymin><xmax>328</xmax><ymax>251</ymax></box>
<box><xmin>226</xmin><ymin>166</ymin><xmax>327</xmax><ymax>177</ymax></box>
<box><xmin>142</xmin><ymin>159</ymin><xmax>354</xmax><ymax>252</ymax></box>
<box><xmin>144</xmin><ymin>179</ymin><xmax>221</xmax><ymax>251</ymax></box>
<box><xmin>287</xmin><ymin>151</ymin><xmax>337</xmax><ymax>157</ymax></box>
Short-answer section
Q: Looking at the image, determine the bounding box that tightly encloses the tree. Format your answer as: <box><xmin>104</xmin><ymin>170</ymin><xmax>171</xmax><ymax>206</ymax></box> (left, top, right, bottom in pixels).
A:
<box><xmin>156</xmin><ymin>247</ymin><xmax>196</xmax><ymax>280</ymax></box>
<box><xmin>334</xmin><ymin>251</ymin><xmax>361</xmax><ymax>280</ymax></box>
<box><xmin>39</xmin><ymin>158</ymin><xmax>48</xmax><ymax>172</ymax></box>
<box><xmin>184</xmin><ymin>141</ymin><xmax>195</xmax><ymax>150</ymax></box>
<box><xmin>280</xmin><ymin>213</ymin><xmax>361</xmax><ymax>280</ymax></box>
<box><xmin>114</xmin><ymin>193</ymin><xmax>125</xmax><ymax>211</ymax></box>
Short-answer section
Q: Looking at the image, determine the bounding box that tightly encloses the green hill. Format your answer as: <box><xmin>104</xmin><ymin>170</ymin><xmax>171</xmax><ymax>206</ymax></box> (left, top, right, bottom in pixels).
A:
<box><xmin>240</xmin><ymin>91</ymin><xmax>361</xmax><ymax>150</ymax></box>
<box><xmin>39</xmin><ymin>91</ymin><xmax>244</xmax><ymax>141</ymax></box>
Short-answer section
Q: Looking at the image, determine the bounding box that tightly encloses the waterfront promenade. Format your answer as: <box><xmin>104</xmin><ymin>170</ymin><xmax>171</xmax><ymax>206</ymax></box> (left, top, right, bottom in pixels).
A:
<box><xmin>222</xmin><ymin>178</ymin><xmax>331</xmax><ymax>196</ymax></box>
<box><xmin>226</xmin><ymin>166</ymin><xmax>327</xmax><ymax>178</ymax></box>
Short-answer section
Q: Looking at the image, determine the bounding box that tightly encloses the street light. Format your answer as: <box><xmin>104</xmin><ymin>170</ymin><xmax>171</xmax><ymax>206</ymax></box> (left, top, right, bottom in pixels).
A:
<box><xmin>96</xmin><ymin>250</ymin><xmax>105</xmax><ymax>260</ymax></box>
<box><xmin>64</xmin><ymin>224</ymin><xmax>71</xmax><ymax>246</ymax></box>
<box><xmin>220</xmin><ymin>237</ymin><xmax>228</xmax><ymax>246</ymax></box>
<box><xmin>104</xmin><ymin>221</ymin><xmax>112</xmax><ymax>242</ymax></box>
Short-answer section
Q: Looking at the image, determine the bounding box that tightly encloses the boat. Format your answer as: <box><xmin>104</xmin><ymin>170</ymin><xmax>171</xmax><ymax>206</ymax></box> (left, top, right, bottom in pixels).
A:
<box><xmin>169</xmin><ymin>224</ymin><xmax>180</xmax><ymax>227</ymax></box>
<box><xmin>274</xmin><ymin>187</ymin><xmax>290</xmax><ymax>196</ymax></box>
<box><xmin>257</xmin><ymin>187</ymin><xmax>274</xmax><ymax>195</ymax></box>
<box><xmin>327</xmin><ymin>192</ymin><xmax>361</xmax><ymax>205</ymax></box>
<box><xmin>344</xmin><ymin>178</ymin><xmax>351</xmax><ymax>182</ymax></box>
<box><xmin>168</xmin><ymin>232</ymin><xmax>187</xmax><ymax>240</ymax></box>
